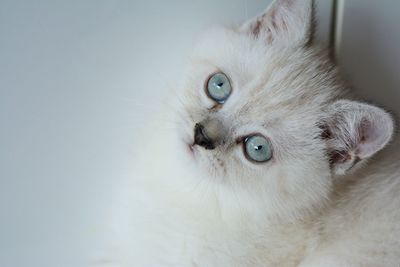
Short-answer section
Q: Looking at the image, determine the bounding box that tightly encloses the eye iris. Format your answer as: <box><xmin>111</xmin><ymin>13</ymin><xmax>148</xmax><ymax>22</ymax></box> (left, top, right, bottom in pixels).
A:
<box><xmin>244</xmin><ymin>135</ymin><xmax>272</xmax><ymax>162</ymax></box>
<box><xmin>207</xmin><ymin>73</ymin><xmax>232</xmax><ymax>103</ymax></box>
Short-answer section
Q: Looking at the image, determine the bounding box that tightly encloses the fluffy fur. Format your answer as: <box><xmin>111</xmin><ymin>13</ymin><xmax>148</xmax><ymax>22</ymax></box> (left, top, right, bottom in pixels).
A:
<box><xmin>100</xmin><ymin>1</ymin><xmax>400</xmax><ymax>266</ymax></box>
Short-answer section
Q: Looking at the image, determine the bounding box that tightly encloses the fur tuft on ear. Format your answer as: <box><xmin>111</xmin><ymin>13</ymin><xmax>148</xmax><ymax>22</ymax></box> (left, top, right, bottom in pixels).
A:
<box><xmin>320</xmin><ymin>100</ymin><xmax>394</xmax><ymax>175</ymax></box>
<box><xmin>240</xmin><ymin>0</ymin><xmax>313</xmax><ymax>46</ymax></box>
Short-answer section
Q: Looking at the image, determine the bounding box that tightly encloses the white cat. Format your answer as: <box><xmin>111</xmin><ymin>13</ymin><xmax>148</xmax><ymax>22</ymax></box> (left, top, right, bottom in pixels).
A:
<box><xmin>101</xmin><ymin>0</ymin><xmax>400</xmax><ymax>266</ymax></box>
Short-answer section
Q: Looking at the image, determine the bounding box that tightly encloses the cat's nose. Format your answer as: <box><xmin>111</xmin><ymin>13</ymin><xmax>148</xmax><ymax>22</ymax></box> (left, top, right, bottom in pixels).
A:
<box><xmin>194</xmin><ymin>123</ymin><xmax>215</xmax><ymax>150</ymax></box>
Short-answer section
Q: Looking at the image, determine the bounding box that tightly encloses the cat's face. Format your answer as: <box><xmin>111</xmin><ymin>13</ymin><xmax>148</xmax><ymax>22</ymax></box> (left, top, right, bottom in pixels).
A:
<box><xmin>175</xmin><ymin>0</ymin><xmax>394</xmax><ymax>219</ymax></box>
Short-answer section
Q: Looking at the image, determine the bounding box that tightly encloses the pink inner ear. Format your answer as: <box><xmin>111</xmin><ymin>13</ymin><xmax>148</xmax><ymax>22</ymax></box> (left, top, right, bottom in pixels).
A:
<box><xmin>250</xmin><ymin>8</ymin><xmax>284</xmax><ymax>43</ymax></box>
<box><xmin>356</xmin><ymin>118</ymin><xmax>391</xmax><ymax>159</ymax></box>
<box><xmin>324</xmin><ymin>100</ymin><xmax>393</xmax><ymax>174</ymax></box>
<box><xmin>242</xmin><ymin>0</ymin><xmax>312</xmax><ymax>46</ymax></box>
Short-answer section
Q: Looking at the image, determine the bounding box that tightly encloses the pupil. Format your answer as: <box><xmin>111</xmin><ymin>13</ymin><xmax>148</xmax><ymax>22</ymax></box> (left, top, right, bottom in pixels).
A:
<box><xmin>255</xmin><ymin>145</ymin><xmax>262</xmax><ymax>151</ymax></box>
<box><xmin>217</xmin><ymin>82</ymin><xmax>224</xmax><ymax>87</ymax></box>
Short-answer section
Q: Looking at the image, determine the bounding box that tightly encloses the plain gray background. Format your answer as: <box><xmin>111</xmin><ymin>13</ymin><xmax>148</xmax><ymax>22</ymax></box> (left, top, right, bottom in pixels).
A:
<box><xmin>0</xmin><ymin>1</ymin><xmax>275</xmax><ymax>266</ymax></box>
<box><xmin>337</xmin><ymin>0</ymin><xmax>400</xmax><ymax>116</ymax></box>
<box><xmin>0</xmin><ymin>1</ymin><xmax>398</xmax><ymax>266</ymax></box>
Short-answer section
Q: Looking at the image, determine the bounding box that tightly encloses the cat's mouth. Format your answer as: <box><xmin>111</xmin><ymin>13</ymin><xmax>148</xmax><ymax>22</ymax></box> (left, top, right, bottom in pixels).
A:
<box><xmin>187</xmin><ymin>143</ymin><xmax>195</xmax><ymax>157</ymax></box>
<box><xmin>182</xmin><ymin>134</ymin><xmax>196</xmax><ymax>158</ymax></box>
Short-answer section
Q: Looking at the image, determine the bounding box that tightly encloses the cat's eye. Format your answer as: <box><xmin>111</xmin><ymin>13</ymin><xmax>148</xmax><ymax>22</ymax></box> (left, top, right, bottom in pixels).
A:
<box><xmin>206</xmin><ymin>73</ymin><xmax>232</xmax><ymax>103</ymax></box>
<box><xmin>244</xmin><ymin>135</ymin><xmax>273</xmax><ymax>163</ymax></box>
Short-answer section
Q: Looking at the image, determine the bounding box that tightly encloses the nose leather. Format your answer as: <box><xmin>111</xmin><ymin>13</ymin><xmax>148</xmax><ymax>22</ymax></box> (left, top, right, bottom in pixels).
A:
<box><xmin>194</xmin><ymin>123</ymin><xmax>215</xmax><ymax>150</ymax></box>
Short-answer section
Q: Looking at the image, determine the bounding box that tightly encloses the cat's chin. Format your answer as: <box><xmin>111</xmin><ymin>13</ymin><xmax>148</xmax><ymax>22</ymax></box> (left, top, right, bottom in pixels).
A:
<box><xmin>181</xmin><ymin>139</ymin><xmax>210</xmax><ymax>171</ymax></box>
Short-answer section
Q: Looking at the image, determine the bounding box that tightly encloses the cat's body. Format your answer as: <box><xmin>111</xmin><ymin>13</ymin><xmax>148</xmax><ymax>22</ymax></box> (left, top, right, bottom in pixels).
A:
<box><xmin>102</xmin><ymin>1</ymin><xmax>400</xmax><ymax>266</ymax></box>
<box><xmin>300</xmin><ymin>140</ymin><xmax>400</xmax><ymax>267</ymax></box>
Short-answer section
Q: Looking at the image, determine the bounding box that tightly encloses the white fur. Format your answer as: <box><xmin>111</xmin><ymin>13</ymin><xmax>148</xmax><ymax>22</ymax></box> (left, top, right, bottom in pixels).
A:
<box><xmin>98</xmin><ymin>1</ymin><xmax>399</xmax><ymax>266</ymax></box>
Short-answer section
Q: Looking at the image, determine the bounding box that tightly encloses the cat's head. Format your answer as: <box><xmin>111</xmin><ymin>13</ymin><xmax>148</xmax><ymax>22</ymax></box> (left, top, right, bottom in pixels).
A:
<box><xmin>176</xmin><ymin>0</ymin><xmax>394</xmax><ymax>220</ymax></box>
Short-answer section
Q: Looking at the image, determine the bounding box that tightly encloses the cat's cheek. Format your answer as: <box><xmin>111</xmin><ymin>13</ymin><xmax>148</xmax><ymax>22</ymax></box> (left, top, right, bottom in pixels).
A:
<box><xmin>199</xmin><ymin>93</ymin><xmax>216</xmax><ymax>109</ymax></box>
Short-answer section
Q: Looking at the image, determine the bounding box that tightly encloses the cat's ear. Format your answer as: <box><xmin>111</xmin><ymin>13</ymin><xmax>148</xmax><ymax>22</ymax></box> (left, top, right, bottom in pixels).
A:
<box><xmin>240</xmin><ymin>0</ymin><xmax>313</xmax><ymax>47</ymax></box>
<box><xmin>320</xmin><ymin>100</ymin><xmax>394</xmax><ymax>175</ymax></box>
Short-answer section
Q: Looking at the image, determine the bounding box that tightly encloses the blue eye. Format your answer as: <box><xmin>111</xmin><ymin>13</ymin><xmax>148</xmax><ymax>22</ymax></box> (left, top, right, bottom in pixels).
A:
<box><xmin>244</xmin><ymin>135</ymin><xmax>273</xmax><ymax>163</ymax></box>
<box><xmin>206</xmin><ymin>73</ymin><xmax>232</xmax><ymax>103</ymax></box>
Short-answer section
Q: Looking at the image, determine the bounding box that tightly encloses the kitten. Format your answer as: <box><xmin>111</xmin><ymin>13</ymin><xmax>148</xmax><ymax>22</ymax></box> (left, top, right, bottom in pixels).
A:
<box><xmin>103</xmin><ymin>0</ymin><xmax>400</xmax><ymax>266</ymax></box>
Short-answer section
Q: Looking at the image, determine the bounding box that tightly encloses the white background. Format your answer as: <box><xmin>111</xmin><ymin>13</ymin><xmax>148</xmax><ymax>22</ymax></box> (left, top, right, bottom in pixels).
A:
<box><xmin>0</xmin><ymin>1</ymin><xmax>397</xmax><ymax>267</ymax></box>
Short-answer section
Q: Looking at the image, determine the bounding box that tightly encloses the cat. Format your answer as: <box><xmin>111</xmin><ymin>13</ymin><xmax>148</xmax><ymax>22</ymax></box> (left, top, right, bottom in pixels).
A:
<box><xmin>101</xmin><ymin>0</ymin><xmax>400</xmax><ymax>266</ymax></box>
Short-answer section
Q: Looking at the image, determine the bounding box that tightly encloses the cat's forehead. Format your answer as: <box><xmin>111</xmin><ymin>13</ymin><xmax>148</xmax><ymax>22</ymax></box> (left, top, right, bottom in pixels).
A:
<box><xmin>190</xmin><ymin>27</ymin><xmax>340</xmax><ymax>112</ymax></box>
<box><xmin>191</xmin><ymin>27</ymin><xmax>272</xmax><ymax>74</ymax></box>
